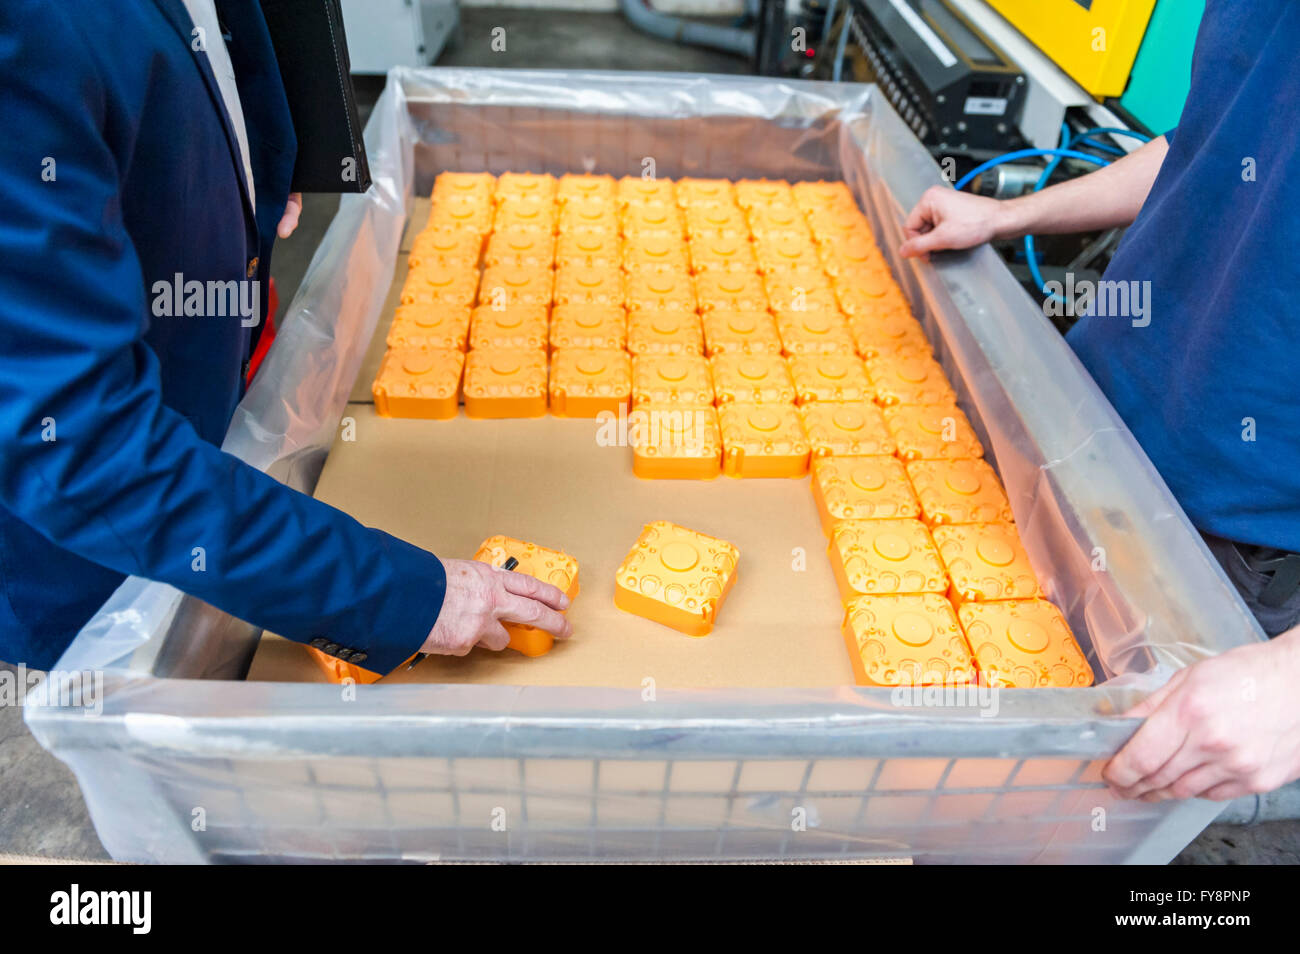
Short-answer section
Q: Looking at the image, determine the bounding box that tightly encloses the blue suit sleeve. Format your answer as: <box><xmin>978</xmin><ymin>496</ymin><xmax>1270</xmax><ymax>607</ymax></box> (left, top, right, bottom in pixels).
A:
<box><xmin>0</xmin><ymin>3</ymin><xmax>444</xmax><ymax>673</ymax></box>
<box><xmin>1164</xmin><ymin>126</ymin><xmax>1177</xmax><ymax>146</ymax></box>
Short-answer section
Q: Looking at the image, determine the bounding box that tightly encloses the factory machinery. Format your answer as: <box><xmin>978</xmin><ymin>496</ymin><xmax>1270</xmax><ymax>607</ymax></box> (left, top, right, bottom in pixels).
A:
<box><xmin>751</xmin><ymin>0</ymin><xmax>1202</xmax><ymax>324</ymax></box>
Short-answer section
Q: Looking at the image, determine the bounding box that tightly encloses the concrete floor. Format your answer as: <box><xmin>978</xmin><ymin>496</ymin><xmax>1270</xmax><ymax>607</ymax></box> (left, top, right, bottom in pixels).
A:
<box><xmin>2</xmin><ymin>7</ymin><xmax>1297</xmax><ymax>865</ymax></box>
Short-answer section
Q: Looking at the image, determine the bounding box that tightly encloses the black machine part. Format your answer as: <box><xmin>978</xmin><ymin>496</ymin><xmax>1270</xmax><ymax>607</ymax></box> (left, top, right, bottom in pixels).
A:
<box><xmin>850</xmin><ymin>0</ymin><xmax>1026</xmax><ymax>155</ymax></box>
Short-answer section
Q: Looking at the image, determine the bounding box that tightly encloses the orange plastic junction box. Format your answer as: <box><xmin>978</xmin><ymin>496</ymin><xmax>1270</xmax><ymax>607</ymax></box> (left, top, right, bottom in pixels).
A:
<box><xmin>717</xmin><ymin>402</ymin><xmax>810</xmax><ymax>478</ymax></box>
<box><xmin>428</xmin><ymin>194</ymin><xmax>493</xmax><ymax>235</ymax></box>
<box><xmin>462</xmin><ymin>349</ymin><xmax>548</xmax><ymax>419</ymax></box>
<box><xmin>827</xmin><ymin>517</ymin><xmax>948</xmax><ymax>602</ymax></box>
<box><xmin>689</xmin><ymin>233</ymin><xmax>757</xmax><ymax>274</ymax></box>
<box><xmin>549</xmin><ymin>304</ymin><xmax>627</xmax><ymax>351</ymax></box>
<box><xmin>629</xmin><ymin>404</ymin><xmax>722</xmax><ymax>479</ymax></box>
<box><xmin>306</xmin><ymin>647</ymin><xmax>389</xmax><ymax>685</ymax></box>
<box><xmin>883</xmin><ymin>402</ymin><xmax>985</xmax><ymax>461</ymax></box>
<box><xmin>764</xmin><ymin>274</ymin><xmax>838</xmax><ymax>315</ymax></box>
<box><xmin>557</xmin><ymin>173</ymin><xmax>616</xmax><ymax>203</ymax></box>
<box><xmin>701</xmin><ymin>310</ymin><xmax>784</xmax><ymax>356</ymax></box>
<box><xmin>468</xmin><ymin>305</ymin><xmax>549</xmax><ymax>352</ymax></box>
<box><xmin>559</xmin><ymin>197</ymin><xmax>620</xmax><ymax>234</ymax></box>
<box><xmin>774</xmin><ymin>311</ymin><xmax>856</xmax><ymax>356</ymax></box>
<box><xmin>473</xmin><ymin>535</ymin><xmax>580</xmax><ymax>657</ymax></box>
<box><xmin>746</xmin><ymin>203</ymin><xmax>810</xmax><ymax>236</ymax></box>
<box><xmin>494</xmin><ymin>172</ymin><xmax>557</xmax><ymax>201</ymax></box>
<box><xmin>842</xmin><ymin>593</ymin><xmax>975</xmax><ymax>687</ymax></box>
<box><xmin>694</xmin><ymin>270</ymin><xmax>769</xmax><ymax>312</ymax></box>
<box><xmin>810</xmin><ymin>455</ymin><xmax>919</xmax><ymax>532</ymax></box>
<box><xmin>674</xmin><ymin>178</ymin><xmax>735</xmax><ymax>207</ymax></box>
<box><xmin>957</xmin><ymin>599</ymin><xmax>1094</xmax><ymax>688</ymax></box>
<box><xmin>400</xmin><ymin>263</ymin><xmax>479</xmax><ymax>307</ymax></box>
<box><xmin>408</xmin><ymin>226</ymin><xmax>483</xmax><ymax>270</ymax></box>
<box><xmin>865</xmin><ymin>352</ymin><xmax>957</xmax><ymax>406</ymax></box>
<box><xmin>799</xmin><ymin>401</ymin><xmax>896</xmax><ymax>458</ymax></box>
<box><xmin>431</xmin><ymin>171</ymin><xmax>496</xmax><ymax>203</ymax></box>
<box><xmin>621</xmin><ymin>202</ymin><xmax>685</xmax><ymax>238</ymax></box>
<box><xmin>614</xmin><ymin>520</ymin><xmax>739</xmax><ymax>636</ymax></box>
<box><xmin>848</xmin><ymin>310</ymin><xmax>932</xmax><ymax>360</ymax></box>
<box><xmin>792</xmin><ymin>180</ymin><xmax>855</xmax><ymax>210</ymax></box>
<box><xmin>685</xmin><ymin>203</ymin><xmax>750</xmax><ymax>239</ymax></box>
<box><xmin>627</xmin><ymin>310</ymin><xmax>705</xmax><ymax>357</ymax></box>
<box><xmin>788</xmin><ymin>354</ymin><xmax>873</xmax><ymax>404</ymax></box>
<box><xmin>710</xmin><ymin>354</ymin><xmax>797</xmax><ymax>405</ymax></box>
<box><xmin>493</xmin><ymin>195</ymin><xmax>557</xmax><ymax>235</ymax></box>
<box><xmin>734</xmin><ymin>178</ymin><xmax>793</xmax><ymax>208</ymax></box>
<box><xmin>753</xmin><ymin>233</ymin><xmax>819</xmax><ymax>273</ymax></box>
<box><xmin>484</xmin><ymin>230</ymin><xmax>555</xmax><ymax>270</ymax></box>
<box><xmin>625</xmin><ymin>270</ymin><xmax>697</xmax><ymax>312</ymax></box>
<box><xmin>623</xmin><ymin>233</ymin><xmax>691</xmax><ymax>273</ymax></box>
<box><xmin>617</xmin><ymin>175</ymin><xmax>675</xmax><ymax>206</ymax></box>
<box><xmin>906</xmin><ymin>458</ymin><xmax>1014</xmax><ymax>526</ymax></box>
<box><xmin>372</xmin><ymin>347</ymin><xmax>465</xmax><ymax>420</ymax></box>
<box><xmin>556</xmin><ymin>229</ymin><xmax>622</xmax><ymax>270</ymax></box>
<box><xmin>478</xmin><ymin>265</ymin><xmax>554</xmax><ymax>310</ymax></box>
<box><xmin>548</xmin><ymin>348</ymin><xmax>632</xmax><ymax>418</ymax></box>
<box><xmin>387</xmin><ymin>303</ymin><xmax>472</xmax><ymax>352</ymax></box>
<box><xmin>553</xmin><ymin>265</ymin><xmax>625</xmax><ymax>308</ymax></box>
<box><xmin>932</xmin><ymin>522</ymin><xmax>1044</xmax><ymax>604</ymax></box>
<box><xmin>838</xmin><ymin>282</ymin><xmax>912</xmax><ymax>322</ymax></box>
<box><xmin>817</xmin><ymin>233</ymin><xmax>888</xmax><ymax>278</ymax></box>
<box><xmin>631</xmin><ymin>354</ymin><xmax>714</xmax><ymax>406</ymax></box>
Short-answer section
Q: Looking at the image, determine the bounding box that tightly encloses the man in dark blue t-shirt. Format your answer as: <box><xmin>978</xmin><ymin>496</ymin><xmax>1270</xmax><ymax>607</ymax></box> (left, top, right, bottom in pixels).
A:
<box><xmin>900</xmin><ymin>1</ymin><xmax>1300</xmax><ymax>804</ymax></box>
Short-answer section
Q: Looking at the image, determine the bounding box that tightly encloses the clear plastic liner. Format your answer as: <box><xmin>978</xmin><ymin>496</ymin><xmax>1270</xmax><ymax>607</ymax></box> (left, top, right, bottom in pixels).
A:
<box><xmin>25</xmin><ymin>69</ymin><xmax>1264</xmax><ymax>864</ymax></box>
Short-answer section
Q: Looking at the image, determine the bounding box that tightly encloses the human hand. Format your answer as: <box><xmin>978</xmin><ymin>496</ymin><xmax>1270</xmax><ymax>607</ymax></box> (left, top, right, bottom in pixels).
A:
<box><xmin>898</xmin><ymin>185</ymin><xmax>1008</xmax><ymax>258</ymax></box>
<box><xmin>1103</xmin><ymin>627</ymin><xmax>1300</xmax><ymax>801</ymax></box>
<box><xmin>419</xmin><ymin>557</ymin><xmax>573</xmax><ymax>657</ymax></box>
<box><xmin>277</xmin><ymin>192</ymin><xmax>303</xmax><ymax>239</ymax></box>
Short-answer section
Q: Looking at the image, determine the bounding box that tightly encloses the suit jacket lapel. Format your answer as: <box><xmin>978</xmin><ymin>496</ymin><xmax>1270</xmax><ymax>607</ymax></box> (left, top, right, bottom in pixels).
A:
<box><xmin>148</xmin><ymin>0</ymin><xmax>256</xmax><ymax>219</ymax></box>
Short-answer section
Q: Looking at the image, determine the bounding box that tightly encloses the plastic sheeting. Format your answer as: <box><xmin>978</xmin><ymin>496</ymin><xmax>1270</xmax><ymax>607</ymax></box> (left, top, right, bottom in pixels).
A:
<box><xmin>25</xmin><ymin>68</ymin><xmax>1264</xmax><ymax>864</ymax></box>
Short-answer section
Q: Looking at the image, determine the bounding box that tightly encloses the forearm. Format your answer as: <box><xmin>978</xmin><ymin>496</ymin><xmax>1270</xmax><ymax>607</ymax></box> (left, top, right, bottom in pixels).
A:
<box><xmin>993</xmin><ymin>135</ymin><xmax>1169</xmax><ymax>239</ymax></box>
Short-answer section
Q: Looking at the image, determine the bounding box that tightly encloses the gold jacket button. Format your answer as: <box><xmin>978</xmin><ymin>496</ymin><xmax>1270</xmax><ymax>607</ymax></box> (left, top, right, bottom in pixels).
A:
<box><xmin>246</xmin><ymin>257</ymin><xmax>259</xmax><ymax>278</ymax></box>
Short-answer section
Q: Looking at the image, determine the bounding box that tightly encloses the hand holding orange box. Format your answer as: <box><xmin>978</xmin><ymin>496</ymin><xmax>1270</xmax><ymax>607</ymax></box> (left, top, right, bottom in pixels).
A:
<box><xmin>614</xmin><ymin>521</ymin><xmax>739</xmax><ymax>636</ymax></box>
<box><xmin>474</xmin><ymin>535</ymin><xmax>580</xmax><ymax>657</ymax></box>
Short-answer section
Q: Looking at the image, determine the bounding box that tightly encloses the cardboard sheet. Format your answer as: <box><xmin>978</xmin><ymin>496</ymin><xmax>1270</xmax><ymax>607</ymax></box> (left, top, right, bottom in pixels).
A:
<box><xmin>249</xmin><ymin>404</ymin><xmax>853</xmax><ymax>688</ymax></box>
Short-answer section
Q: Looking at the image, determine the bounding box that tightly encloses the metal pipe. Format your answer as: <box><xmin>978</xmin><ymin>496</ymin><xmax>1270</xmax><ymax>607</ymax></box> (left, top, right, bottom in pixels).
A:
<box><xmin>619</xmin><ymin>0</ymin><xmax>756</xmax><ymax>59</ymax></box>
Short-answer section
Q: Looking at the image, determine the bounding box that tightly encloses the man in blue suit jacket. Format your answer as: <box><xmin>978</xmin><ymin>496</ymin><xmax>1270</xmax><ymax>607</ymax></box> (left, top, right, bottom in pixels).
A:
<box><xmin>0</xmin><ymin>0</ymin><xmax>571</xmax><ymax>672</ymax></box>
